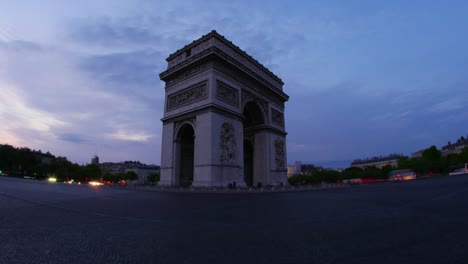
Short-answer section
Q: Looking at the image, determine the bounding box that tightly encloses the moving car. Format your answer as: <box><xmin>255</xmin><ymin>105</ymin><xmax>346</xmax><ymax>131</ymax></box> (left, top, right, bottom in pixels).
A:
<box><xmin>388</xmin><ymin>169</ymin><xmax>416</xmax><ymax>181</ymax></box>
<box><xmin>448</xmin><ymin>163</ymin><xmax>468</xmax><ymax>176</ymax></box>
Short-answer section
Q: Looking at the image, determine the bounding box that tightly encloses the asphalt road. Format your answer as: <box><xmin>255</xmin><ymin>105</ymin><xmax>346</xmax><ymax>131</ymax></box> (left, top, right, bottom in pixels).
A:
<box><xmin>1</xmin><ymin>175</ymin><xmax>468</xmax><ymax>264</ymax></box>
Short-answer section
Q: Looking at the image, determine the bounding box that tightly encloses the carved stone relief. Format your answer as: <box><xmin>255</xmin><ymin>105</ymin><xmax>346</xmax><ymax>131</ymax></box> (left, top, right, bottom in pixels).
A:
<box><xmin>271</xmin><ymin>108</ymin><xmax>284</xmax><ymax>127</ymax></box>
<box><xmin>166</xmin><ymin>61</ymin><xmax>211</xmax><ymax>87</ymax></box>
<box><xmin>216</xmin><ymin>81</ymin><xmax>239</xmax><ymax>107</ymax></box>
<box><xmin>167</xmin><ymin>82</ymin><xmax>207</xmax><ymax>111</ymax></box>
<box><xmin>220</xmin><ymin>122</ymin><xmax>237</xmax><ymax>163</ymax></box>
<box><xmin>274</xmin><ymin>139</ymin><xmax>286</xmax><ymax>169</ymax></box>
<box><xmin>215</xmin><ymin>60</ymin><xmax>285</xmax><ymax>107</ymax></box>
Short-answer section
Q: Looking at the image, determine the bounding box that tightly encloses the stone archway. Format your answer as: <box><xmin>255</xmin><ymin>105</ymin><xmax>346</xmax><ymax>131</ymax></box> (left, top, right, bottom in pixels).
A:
<box><xmin>176</xmin><ymin>124</ymin><xmax>195</xmax><ymax>187</ymax></box>
<box><xmin>243</xmin><ymin>101</ymin><xmax>265</xmax><ymax>187</ymax></box>
<box><xmin>158</xmin><ymin>31</ymin><xmax>289</xmax><ymax>187</ymax></box>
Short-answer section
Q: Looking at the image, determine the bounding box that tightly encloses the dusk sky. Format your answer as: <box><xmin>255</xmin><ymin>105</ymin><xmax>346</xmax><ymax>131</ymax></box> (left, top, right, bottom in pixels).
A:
<box><xmin>1</xmin><ymin>1</ymin><xmax>467</xmax><ymax>168</ymax></box>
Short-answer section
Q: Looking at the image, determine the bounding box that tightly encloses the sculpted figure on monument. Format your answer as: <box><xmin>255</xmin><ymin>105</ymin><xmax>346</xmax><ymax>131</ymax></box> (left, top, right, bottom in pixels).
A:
<box><xmin>274</xmin><ymin>139</ymin><xmax>285</xmax><ymax>168</ymax></box>
<box><xmin>220</xmin><ymin>122</ymin><xmax>236</xmax><ymax>163</ymax></box>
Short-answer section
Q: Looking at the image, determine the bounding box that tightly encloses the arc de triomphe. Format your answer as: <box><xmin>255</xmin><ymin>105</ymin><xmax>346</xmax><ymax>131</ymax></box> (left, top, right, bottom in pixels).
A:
<box><xmin>158</xmin><ymin>31</ymin><xmax>289</xmax><ymax>187</ymax></box>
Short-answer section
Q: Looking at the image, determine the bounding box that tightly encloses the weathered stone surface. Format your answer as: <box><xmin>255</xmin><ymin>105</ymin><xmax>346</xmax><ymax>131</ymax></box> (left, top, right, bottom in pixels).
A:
<box><xmin>216</xmin><ymin>81</ymin><xmax>239</xmax><ymax>107</ymax></box>
<box><xmin>159</xmin><ymin>31</ymin><xmax>289</xmax><ymax>187</ymax></box>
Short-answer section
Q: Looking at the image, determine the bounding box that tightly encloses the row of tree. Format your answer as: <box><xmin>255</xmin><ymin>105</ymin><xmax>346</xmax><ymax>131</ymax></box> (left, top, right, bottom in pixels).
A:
<box><xmin>102</xmin><ymin>171</ymin><xmax>137</xmax><ymax>183</ymax></box>
<box><xmin>101</xmin><ymin>172</ymin><xmax>161</xmax><ymax>184</ymax></box>
<box><xmin>0</xmin><ymin>144</ymin><xmax>102</xmax><ymax>181</ymax></box>
<box><xmin>0</xmin><ymin>144</ymin><xmax>165</xmax><ymax>184</ymax></box>
<box><xmin>1</xmin><ymin>144</ymin><xmax>47</xmax><ymax>177</ymax></box>
<box><xmin>398</xmin><ymin>145</ymin><xmax>468</xmax><ymax>174</ymax></box>
<box><xmin>289</xmin><ymin>146</ymin><xmax>468</xmax><ymax>185</ymax></box>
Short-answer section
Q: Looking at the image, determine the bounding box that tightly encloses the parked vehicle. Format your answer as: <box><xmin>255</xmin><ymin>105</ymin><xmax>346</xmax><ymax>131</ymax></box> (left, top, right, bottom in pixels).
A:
<box><xmin>449</xmin><ymin>163</ymin><xmax>468</xmax><ymax>176</ymax></box>
<box><xmin>388</xmin><ymin>169</ymin><xmax>416</xmax><ymax>181</ymax></box>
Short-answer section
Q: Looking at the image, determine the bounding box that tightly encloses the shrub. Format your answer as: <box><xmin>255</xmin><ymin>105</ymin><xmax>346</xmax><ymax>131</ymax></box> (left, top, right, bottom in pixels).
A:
<box><xmin>147</xmin><ymin>173</ymin><xmax>160</xmax><ymax>183</ymax></box>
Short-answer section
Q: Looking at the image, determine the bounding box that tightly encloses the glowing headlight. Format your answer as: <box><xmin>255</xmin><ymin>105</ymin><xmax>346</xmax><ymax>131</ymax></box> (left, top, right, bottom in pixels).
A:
<box><xmin>89</xmin><ymin>181</ymin><xmax>104</xmax><ymax>186</ymax></box>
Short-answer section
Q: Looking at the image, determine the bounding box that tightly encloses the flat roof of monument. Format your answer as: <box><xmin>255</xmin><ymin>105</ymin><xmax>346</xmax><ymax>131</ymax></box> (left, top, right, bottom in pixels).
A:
<box><xmin>166</xmin><ymin>30</ymin><xmax>283</xmax><ymax>85</ymax></box>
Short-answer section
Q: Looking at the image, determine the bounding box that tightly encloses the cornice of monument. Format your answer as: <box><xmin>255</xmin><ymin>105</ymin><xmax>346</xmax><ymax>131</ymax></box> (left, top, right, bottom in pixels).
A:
<box><xmin>163</xmin><ymin>30</ymin><xmax>284</xmax><ymax>88</ymax></box>
<box><xmin>160</xmin><ymin>103</ymin><xmax>287</xmax><ymax>136</ymax></box>
<box><xmin>160</xmin><ymin>51</ymin><xmax>289</xmax><ymax>107</ymax></box>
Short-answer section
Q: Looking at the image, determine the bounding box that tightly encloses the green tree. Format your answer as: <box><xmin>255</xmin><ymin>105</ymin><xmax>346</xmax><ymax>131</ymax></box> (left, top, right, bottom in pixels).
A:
<box><xmin>363</xmin><ymin>166</ymin><xmax>382</xmax><ymax>179</ymax></box>
<box><xmin>124</xmin><ymin>171</ymin><xmax>138</xmax><ymax>181</ymax></box>
<box><xmin>288</xmin><ymin>174</ymin><xmax>310</xmax><ymax>185</ymax></box>
<box><xmin>422</xmin><ymin>145</ymin><xmax>441</xmax><ymax>161</ymax></box>
<box><xmin>398</xmin><ymin>156</ymin><xmax>412</xmax><ymax>170</ymax></box>
<box><xmin>461</xmin><ymin>147</ymin><xmax>468</xmax><ymax>162</ymax></box>
<box><xmin>147</xmin><ymin>173</ymin><xmax>160</xmax><ymax>183</ymax></box>
<box><xmin>381</xmin><ymin>164</ymin><xmax>394</xmax><ymax>179</ymax></box>
<box><xmin>343</xmin><ymin>167</ymin><xmax>363</xmax><ymax>179</ymax></box>
<box><xmin>102</xmin><ymin>172</ymin><xmax>118</xmax><ymax>183</ymax></box>
<box><xmin>81</xmin><ymin>163</ymin><xmax>102</xmax><ymax>181</ymax></box>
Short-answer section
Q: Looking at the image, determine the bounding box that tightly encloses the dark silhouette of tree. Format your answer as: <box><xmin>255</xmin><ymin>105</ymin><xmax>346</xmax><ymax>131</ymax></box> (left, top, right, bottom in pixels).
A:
<box><xmin>422</xmin><ymin>146</ymin><xmax>441</xmax><ymax>161</ymax></box>
<box><xmin>147</xmin><ymin>173</ymin><xmax>160</xmax><ymax>183</ymax></box>
<box><xmin>82</xmin><ymin>164</ymin><xmax>102</xmax><ymax>181</ymax></box>
<box><xmin>125</xmin><ymin>171</ymin><xmax>138</xmax><ymax>181</ymax></box>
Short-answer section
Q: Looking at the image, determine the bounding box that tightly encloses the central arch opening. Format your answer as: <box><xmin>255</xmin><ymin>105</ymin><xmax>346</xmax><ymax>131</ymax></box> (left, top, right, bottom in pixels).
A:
<box><xmin>243</xmin><ymin>140</ymin><xmax>254</xmax><ymax>186</ymax></box>
<box><xmin>178</xmin><ymin>124</ymin><xmax>194</xmax><ymax>187</ymax></box>
<box><xmin>243</xmin><ymin>101</ymin><xmax>264</xmax><ymax>187</ymax></box>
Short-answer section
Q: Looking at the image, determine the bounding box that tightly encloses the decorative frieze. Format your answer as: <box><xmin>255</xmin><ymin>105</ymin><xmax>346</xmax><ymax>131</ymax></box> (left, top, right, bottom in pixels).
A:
<box><xmin>215</xmin><ymin>60</ymin><xmax>285</xmax><ymax>107</ymax></box>
<box><xmin>166</xmin><ymin>61</ymin><xmax>211</xmax><ymax>87</ymax></box>
<box><xmin>271</xmin><ymin>108</ymin><xmax>284</xmax><ymax>127</ymax></box>
<box><xmin>216</xmin><ymin>81</ymin><xmax>239</xmax><ymax>107</ymax></box>
<box><xmin>166</xmin><ymin>32</ymin><xmax>282</xmax><ymax>91</ymax></box>
<box><xmin>274</xmin><ymin>139</ymin><xmax>286</xmax><ymax>169</ymax></box>
<box><xmin>167</xmin><ymin>82</ymin><xmax>207</xmax><ymax>111</ymax></box>
<box><xmin>220</xmin><ymin>122</ymin><xmax>237</xmax><ymax>163</ymax></box>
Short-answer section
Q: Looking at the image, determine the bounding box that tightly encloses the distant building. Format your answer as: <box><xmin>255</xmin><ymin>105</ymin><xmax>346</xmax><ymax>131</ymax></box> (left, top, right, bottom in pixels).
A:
<box><xmin>34</xmin><ymin>151</ymin><xmax>55</xmax><ymax>165</ymax></box>
<box><xmin>441</xmin><ymin>135</ymin><xmax>468</xmax><ymax>156</ymax></box>
<box><xmin>301</xmin><ymin>164</ymin><xmax>319</xmax><ymax>175</ymax></box>
<box><xmin>124</xmin><ymin>165</ymin><xmax>160</xmax><ymax>184</ymax></box>
<box><xmin>91</xmin><ymin>155</ymin><xmax>99</xmax><ymax>165</ymax></box>
<box><xmin>287</xmin><ymin>161</ymin><xmax>302</xmax><ymax>177</ymax></box>
<box><xmin>411</xmin><ymin>149</ymin><xmax>427</xmax><ymax>159</ymax></box>
<box><xmin>100</xmin><ymin>161</ymin><xmax>160</xmax><ymax>184</ymax></box>
<box><xmin>351</xmin><ymin>154</ymin><xmax>402</xmax><ymax>169</ymax></box>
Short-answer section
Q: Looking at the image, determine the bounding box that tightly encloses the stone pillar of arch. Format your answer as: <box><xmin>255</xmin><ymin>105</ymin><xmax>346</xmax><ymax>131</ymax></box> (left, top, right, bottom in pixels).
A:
<box><xmin>159</xmin><ymin>31</ymin><xmax>289</xmax><ymax>187</ymax></box>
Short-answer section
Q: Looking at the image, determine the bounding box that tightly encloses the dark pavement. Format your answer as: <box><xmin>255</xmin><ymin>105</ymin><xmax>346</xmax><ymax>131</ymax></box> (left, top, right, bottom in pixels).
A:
<box><xmin>1</xmin><ymin>175</ymin><xmax>468</xmax><ymax>264</ymax></box>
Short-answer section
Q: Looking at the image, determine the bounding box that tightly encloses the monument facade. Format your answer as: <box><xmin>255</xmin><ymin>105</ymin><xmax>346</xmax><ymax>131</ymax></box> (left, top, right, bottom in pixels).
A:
<box><xmin>159</xmin><ymin>30</ymin><xmax>289</xmax><ymax>187</ymax></box>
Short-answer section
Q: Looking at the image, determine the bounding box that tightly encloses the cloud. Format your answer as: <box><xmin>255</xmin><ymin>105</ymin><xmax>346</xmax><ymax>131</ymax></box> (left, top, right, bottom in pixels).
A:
<box><xmin>0</xmin><ymin>37</ymin><xmax>162</xmax><ymax>164</ymax></box>
<box><xmin>64</xmin><ymin>5</ymin><xmax>311</xmax><ymax>73</ymax></box>
<box><xmin>79</xmin><ymin>49</ymin><xmax>164</xmax><ymax>89</ymax></box>
<box><xmin>288</xmin><ymin>143</ymin><xmax>310</xmax><ymax>153</ymax></box>
<box><xmin>430</xmin><ymin>97</ymin><xmax>468</xmax><ymax>113</ymax></box>
<box><xmin>0</xmin><ymin>40</ymin><xmax>42</xmax><ymax>52</ymax></box>
<box><xmin>2</xmin><ymin>0</ymin><xmax>468</xmax><ymax>167</ymax></box>
<box><xmin>107</xmin><ymin>130</ymin><xmax>154</xmax><ymax>142</ymax></box>
<box><xmin>0</xmin><ymin>82</ymin><xmax>67</xmax><ymax>133</ymax></box>
<box><xmin>58</xmin><ymin>133</ymin><xmax>87</xmax><ymax>143</ymax></box>
<box><xmin>68</xmin><ymin>16</ymin><xmax>165</xmax><ymax>47</ymax></box>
